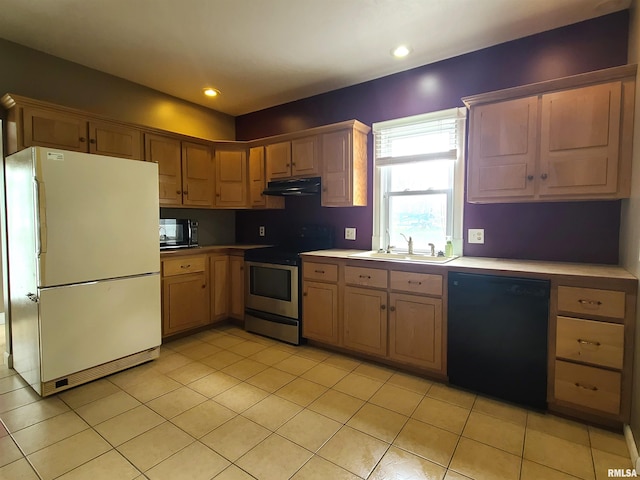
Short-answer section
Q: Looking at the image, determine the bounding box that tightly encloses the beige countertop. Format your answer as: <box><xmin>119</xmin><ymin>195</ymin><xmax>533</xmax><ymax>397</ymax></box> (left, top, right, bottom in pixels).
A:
<box><xmin>160</xmin><ymin>244</ymin><xmax>268</xmax><ymax>258</ymax></box>
<box><xmin>301</xmin><ymin>249</ymin><xmax>637</xmax><ymax>282</ymax></box>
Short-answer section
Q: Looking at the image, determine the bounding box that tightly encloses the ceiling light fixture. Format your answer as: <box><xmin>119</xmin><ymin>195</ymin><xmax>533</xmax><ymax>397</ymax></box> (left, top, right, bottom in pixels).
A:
<box><xmin>392</xmin><ymin>45</ymin><xmax>411</xmax><ymax>58</ymax></box>
<box><xmin>203</xmin><ymin>87</ymin><xmax>220</xmax><ymax>97</ymax></box>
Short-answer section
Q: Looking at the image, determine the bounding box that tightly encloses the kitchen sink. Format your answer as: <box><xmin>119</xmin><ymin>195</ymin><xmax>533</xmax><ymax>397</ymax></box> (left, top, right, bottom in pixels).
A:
<box><xmin>347</xmin><ymin>251</ymin><xmax>458</xmax><ymax>263</ymax></box>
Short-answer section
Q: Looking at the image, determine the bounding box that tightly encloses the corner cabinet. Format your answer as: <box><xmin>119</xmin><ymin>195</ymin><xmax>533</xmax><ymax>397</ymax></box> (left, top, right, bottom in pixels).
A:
<box><xmin>214</xmin><ymin>147</ymin><xmax>248</xmax><ymax>208</ymax></box>
<box><xmin>463</xmin><ymin>65</ymin><xmax>636</xmax><ymax>203</ymax></box>
<box><xmin>249</xmin><ymin>146</ymin><xmax>284</xmax><ymax>209</ymax></box>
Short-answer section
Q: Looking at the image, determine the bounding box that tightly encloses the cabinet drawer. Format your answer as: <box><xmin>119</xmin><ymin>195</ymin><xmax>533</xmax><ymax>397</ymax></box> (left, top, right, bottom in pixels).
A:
<box><xmin>345</xmin><ymin>266</ymin><xmax>387</xmax><ymax>289</ymax></box>
<box><xmin>554</xmin><ymin>360</ymin><xmax>621</xmax><ymax>415</ymax></box>
<box><xmin>390</xmin><ymin>271</ymin><xmax>442</xmax><ymax>296</ymax></box>
<box><xmin>304</xmin><ymin>262</ymin><xmax>338</xmax><ymax>282</ymax></box>
<box><xmin>163</xmin><ymin>256</ymin><xmax>206</xmax><ymax>276</ymax></box>
<box><xmin>556</xmin><ymin>316</ymin><xmax>624</xmax><ymax>369</ymax></box>
<box><xmin>557</xmin><ymin>286</ymin><xmax>625</xmax><ymax>319</ymax></box>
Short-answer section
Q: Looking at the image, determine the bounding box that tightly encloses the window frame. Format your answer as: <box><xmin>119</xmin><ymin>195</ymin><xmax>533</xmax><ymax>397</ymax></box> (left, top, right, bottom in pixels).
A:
<box><xmin>372</xmin><ymin>108</ymin><xmax>466</xmax><ymax>255</ymax></box>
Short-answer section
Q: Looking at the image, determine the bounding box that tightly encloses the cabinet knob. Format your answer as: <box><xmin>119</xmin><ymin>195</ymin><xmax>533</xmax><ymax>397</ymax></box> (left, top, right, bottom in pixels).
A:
<box><xmin>389</xmin><ymin>305</ymin><xmax>396</xmax><ymax>312</ymax></box>
<box><xmin>240</xmin><ymin>266</ymin><xmax>244</xmax><ymax>271</ymax></box>
<box><xmin>79</xmin><ymin>137</ymin><xmax>86</xmax><ymax>142</ymax></box>
<box><xmin>292</xmin><ymin>162</ymin><xmax>296</xmax><ymax>166</ymax></box>
<box><xmin>322</xmin><ymin>187</ymin><xmax>327</xmax><ymax>192</ymax></box>
<box><xmin>527</xmin><ymin>175</ymin><xmax>534</xmax><ymax>181</ymax></box>
<box><xmin>541</xmin><ymin>173</ymin><xmax>548</xmax><ymax>180</ymax></box>
<box><xmin>89</xmin><ymin>138</ymin><xmax>96</xmax><ymax>144</ymax></box>
<box><xmin>381</xmin><ymin>304</ymin><xmax>386</xmax><ymax>310</ymax></box>
<box><xmin>201</xmin><ymin>284</ymin><xmax>206</xmax><ymax>289</ymax></box>
<box><xmin>184</xmin><ymin>190</ymin><xmax>188</xmax><ymax>195</ymax></box>
<box><xmin>216</xmin><ymin>193</ymin><xmax>221</xmax><ymax>197</ymax></box>
<box><xmin>303</xmin><ymin>292</ymin><xmax>307</xmax><ymax>296</ymax></box>
<box><xmin>286</xmin><ymin>163</ymin><xmax>290</xmax><ymax>167</ymax></box>
<box><xmin>176</xmin><ymin>190</ymin><xmax>181</xmax><ymax>195</ymax></box>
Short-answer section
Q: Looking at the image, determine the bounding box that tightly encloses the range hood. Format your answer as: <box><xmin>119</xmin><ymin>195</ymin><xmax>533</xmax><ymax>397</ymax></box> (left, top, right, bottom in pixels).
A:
<box><xmin>263</xmin><ymin>177</ymin><xmax>321</xmax><ymax>196</ymax></box>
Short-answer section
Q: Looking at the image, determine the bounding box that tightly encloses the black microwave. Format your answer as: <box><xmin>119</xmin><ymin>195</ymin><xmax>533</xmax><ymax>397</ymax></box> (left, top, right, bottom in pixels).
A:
<box><xmin>159</xmin><ymin>219</ymin><xmax>199</xmax><ymax>249</ymax></box>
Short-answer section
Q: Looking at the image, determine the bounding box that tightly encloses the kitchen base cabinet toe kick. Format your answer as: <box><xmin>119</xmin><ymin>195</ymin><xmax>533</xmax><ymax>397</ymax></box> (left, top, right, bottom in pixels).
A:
<box><xmin>300</xmin><ymin>253</ymin><xmax>636</xmax><ymax>428</ymax></box>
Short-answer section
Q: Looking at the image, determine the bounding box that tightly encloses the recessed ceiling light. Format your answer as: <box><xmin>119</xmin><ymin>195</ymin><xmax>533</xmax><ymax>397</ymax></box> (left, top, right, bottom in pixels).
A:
<box><xmin>203</xmin><ymin>87</ymin><xmax>220</xmax><ymax>97</ymax></box>
<box><xmin>392</xmin><ymin>45</ymin><xmax>411</xmax><ymax>58</ymax></box>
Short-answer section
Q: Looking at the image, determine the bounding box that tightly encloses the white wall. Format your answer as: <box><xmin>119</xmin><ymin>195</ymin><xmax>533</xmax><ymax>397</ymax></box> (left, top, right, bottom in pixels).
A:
<box><xmin>620</xmin><ymin>0</ymin><xmax>640</xmax><ymax>449</ymax></box>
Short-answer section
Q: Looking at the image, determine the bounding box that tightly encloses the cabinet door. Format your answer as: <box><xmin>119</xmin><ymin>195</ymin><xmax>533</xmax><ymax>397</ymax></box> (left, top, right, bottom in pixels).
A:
<box><xmin>343</xmin><ymin>286</ymin><xmax>387</xmax><ymax>356</ymax></box>
<box><xmin>210</xmin><ymin>255</ymin><xmax>229</xmax><ymax>323</ymax></box>
<box><xmin>321</xmin><ymin>129</ymin><xmax>353</xmax><ymax>206</ymax></box>
<box><xmin>249</xmin><ymin>147</ymin><xmax>285</xmax><ymax>209</ymax></box>
<box><xmin>145</xmin><ymin>134</ymin><xmax>183</xmax><ymax>206</ymax></box>
<box><xmin>265</xmin><ymin>141</ymin><xmax>292</xmax><ymax>179</ymax></box>
<box><xmin>389</xmin><ymin>293</ymin><xmax>442</xmax><ymax>371</ymax></box>
<box><xmin>22</xmin><ymin>107</ymin><xmax>88</xmax><ymax>152</ymax></box>
<box><xmin>292</xmin><ymin>136</ymin><xmax>320</xmax><ymax>176</ymax></box>
<box><xmin>539</xmin><ymin>82</ymin><xmax>621</xmax><ymax>197</ymax></box>
<box><xmin>229</xmin><ymin>256</ymin><xmax>245</xmax><ymax>319</ymax></box>
<box><xmin>467</xmin><ymin>96</ymin><xmax>538</xmax><ymax>202</ymax></box>
<box><xmin>302</xmin><ymin>281</ymin><xmax>338</xmax><ymax>344</ymax></box>
<box><xmin>215</xmin><ymin>149</ymin><xmax>248</xmax><ymax>207</ymax></box>
<box><xmin>89</xmin><ymin>121</ymin><xmax>143</xmax><ymax>160</ymax></box>
<box><xmin>182</xmin><ymin>142</ymin><xmax>214</xmax><ymax>207</ymax></box>
<box><xmin>162</xmin><ymin>272</ymin><xmax>209</xmax><ymax>336</ymax></box>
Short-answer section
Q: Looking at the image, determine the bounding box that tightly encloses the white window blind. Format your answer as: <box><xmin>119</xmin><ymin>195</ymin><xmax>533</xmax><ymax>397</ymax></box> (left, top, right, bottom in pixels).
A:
<box><xmin>374</xmin><ymin>107</ymin><xmax>465</xmax><ymax>165</ymax></box>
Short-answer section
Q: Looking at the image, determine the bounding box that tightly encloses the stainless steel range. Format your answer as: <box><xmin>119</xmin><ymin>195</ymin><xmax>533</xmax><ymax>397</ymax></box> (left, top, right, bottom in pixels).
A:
<box><xmin>244</xmin><ymin>226</ymin><xmax>334</xmax><ymax>344</ymax></box>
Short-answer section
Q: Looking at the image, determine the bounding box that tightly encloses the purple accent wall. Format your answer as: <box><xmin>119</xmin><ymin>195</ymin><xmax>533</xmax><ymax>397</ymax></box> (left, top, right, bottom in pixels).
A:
<box><xmin>236</xmin><ymin>12</ymin><xmax>629</xmax><ymax>263</ymax></box>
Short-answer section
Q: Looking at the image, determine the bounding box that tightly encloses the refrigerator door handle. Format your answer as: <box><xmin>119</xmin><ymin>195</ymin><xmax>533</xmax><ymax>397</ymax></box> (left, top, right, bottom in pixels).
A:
<box><xmin>34</xmin><ymin>178</ymin><xmax>47</xmax><ymax>255</ymax></box>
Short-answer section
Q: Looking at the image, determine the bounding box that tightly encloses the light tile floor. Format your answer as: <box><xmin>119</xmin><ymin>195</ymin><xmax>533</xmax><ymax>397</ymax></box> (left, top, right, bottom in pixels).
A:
<box><xmin>0</xmin><ymin>324</ymin><xmax>634</xmax><ymax>480</ymax></box>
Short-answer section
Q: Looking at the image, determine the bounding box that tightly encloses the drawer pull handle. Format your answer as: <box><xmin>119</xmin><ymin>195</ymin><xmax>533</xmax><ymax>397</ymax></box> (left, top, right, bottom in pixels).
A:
<box><xmin>180</xmin><ymin>264</ymin><xmax>191</xmax><ymax>269</ymax></box>
<box><xmin>578</xmin><ymin>299</ymin><xmax>602</xmax><ymax>306</ymax></box>
<box><xmin>577</xmin><ymin>338</ymin><xmax>601</xmax><ymax>347</ymax></box>
<box><xmin>315</xmin><ymin>269</ymin><xmax>325</xmax><ymax>274</ymax></box>
<box><xmin>359</xmin><ymin>275</ymin><xmax>371</xmax><ymax>279</ymax></box>
<box><xmin>574</xmin><ymin>382</ymin><xmax>598</xmax><ymax>392</ymax></box>
<box><xmin>408</xmin><ymin>280</ymin><xmax>422</xmax><ymax>285</ymax></box>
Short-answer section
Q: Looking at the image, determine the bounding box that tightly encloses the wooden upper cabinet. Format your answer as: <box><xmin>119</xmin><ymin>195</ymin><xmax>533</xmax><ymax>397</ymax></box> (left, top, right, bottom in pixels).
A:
<box><xmin>467</xmin><ymin>97</ymin><xmax>538</xmax><ymax>202</ymax></box>
<box><xmin>291</xmin><ymin>136</ymin><xmax>320</xmax><ymax>176</ymax></box>
<box><xmin>182</xmin><ymin>142</ymin><xmax>214</xmax><ymax>207</ymax></box>
<box><xmin>463</xmin><ymin>65</ymin><xmax>636</xmax><ymax>203</ymax></box>
<box><xmin>249</xmin><ymin>146</ymin><xmax>284</xmax><ymax>209</ymax></box>
<box><xmin>215</xmin><ymin>148</ymin><xmax>248</xmax><ymax>207</ymax></box>
<box><xmin>145</xmin><ymin>133</ymin><xmax>183</xmax><ymax>206</ymax></box>
<box><xmin>11</xmin><ymin>101</ymin><xmax>142</xmax><ymax>160</ymax></box>
<box><xmin>89</xmin><ymin>121</ymin><xmax>143</xmax><ymax>160</ymax></box>
<box><xmin>539</xmin><ymin>82</ymin><xmax>621</xmax><ymax>197</ymax></box>
<box><xmin>321</xmin><ymin>127</ymin><xmax>368</xmax><ymax>207</ymax></box>
<box><xmin>22</xmin><ymin>107</ymin><xmax>88</xmax><ymax>152</ymax></box>
<box><xmin>265</xmin><ymin>141</ymin><xmax>292</xmax><ymax>179</ymax></box>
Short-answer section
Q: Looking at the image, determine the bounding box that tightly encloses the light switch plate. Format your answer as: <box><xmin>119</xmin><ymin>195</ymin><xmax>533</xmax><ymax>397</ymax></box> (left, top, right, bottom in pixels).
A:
<box><xmin>345</xmin><ymin>227</ymin><xmax>356</xmax><ymax>240</ymax></box>
<box><xmin>259</xmin><ymin>226</ymin><xmax>265</xmax><ymax>237</ymax></box>
<box><xmin>468</xmin><ymin>228</ymin><xmax>484</xmax><ymax>244</ymax></box>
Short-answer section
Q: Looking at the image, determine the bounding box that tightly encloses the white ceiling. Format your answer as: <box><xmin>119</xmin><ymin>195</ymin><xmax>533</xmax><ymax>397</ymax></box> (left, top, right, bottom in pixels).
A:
<box><xmin>0</xmin><ymin>0</ymin><xmax>631</xmax><ymax>116</ymax></box>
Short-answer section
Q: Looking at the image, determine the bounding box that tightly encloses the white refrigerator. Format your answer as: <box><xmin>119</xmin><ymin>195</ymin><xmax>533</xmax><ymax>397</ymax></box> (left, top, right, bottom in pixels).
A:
<box><xmin>5</xmin><ymin>147</ymin><xmax>161</xmax><ymax>396</ymax></box>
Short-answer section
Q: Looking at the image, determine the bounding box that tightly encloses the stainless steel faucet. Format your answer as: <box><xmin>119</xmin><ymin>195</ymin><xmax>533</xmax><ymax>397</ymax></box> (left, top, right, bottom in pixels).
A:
<box><xmin>400</xmin><ymin>233</ymin><xmax>414</xmax><ymax>254</ymax></box>
<box><xmin>384</xmin><ymin>229</ymin><xmax>395</xmax><ymax>253</ymax></box>
<box><xmin>428</xmin><ymin>243</ymin><xmax>435</xmax><ymax>256</ymax></box>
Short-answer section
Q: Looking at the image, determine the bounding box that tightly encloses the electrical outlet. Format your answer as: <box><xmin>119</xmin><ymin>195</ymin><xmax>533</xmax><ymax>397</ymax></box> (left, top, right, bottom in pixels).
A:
<box><xmin>345</xmin><ymin>227</ymin><xmax>356</xmax><ymax>240</ymax></box>
<box><xmin>259</xmin><ymin>226</ymin><xmax>265</xmax><ymax>237</ymax></box>
<box><xmin>468</xmin><ymin>228</ymin><xmax>484</xmax><ymax>244</ymax></box>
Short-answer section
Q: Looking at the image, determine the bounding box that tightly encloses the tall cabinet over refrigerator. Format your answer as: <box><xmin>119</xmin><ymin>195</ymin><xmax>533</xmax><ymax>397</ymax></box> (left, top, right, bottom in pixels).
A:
<box><xmin>5</xmin><ymin>147</ymin><xmax>161</xmax><ymax>396</ymax></box>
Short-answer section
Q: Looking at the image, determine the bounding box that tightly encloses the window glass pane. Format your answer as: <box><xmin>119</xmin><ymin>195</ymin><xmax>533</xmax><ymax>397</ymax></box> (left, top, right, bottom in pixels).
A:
<box><xmin>388</xmin><ymin>193</ymin><xmax>447</xmax><ymax>252</ymax></box>
<box><xmin>386</xmin><ymin>130</ymin><xmax>454</xmax><ymax>157</ymax></box>
<box><xmin>387</xmin><ymin>160</ymin><xmax>452</xmax><ymax>191</ymax></box>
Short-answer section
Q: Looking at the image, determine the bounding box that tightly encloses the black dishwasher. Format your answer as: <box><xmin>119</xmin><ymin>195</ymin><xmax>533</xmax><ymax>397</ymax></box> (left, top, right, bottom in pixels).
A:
<box><xmin>448</xmin><ymin>272</ymin><xmax>550</xmax><ymax>409</ymax></box>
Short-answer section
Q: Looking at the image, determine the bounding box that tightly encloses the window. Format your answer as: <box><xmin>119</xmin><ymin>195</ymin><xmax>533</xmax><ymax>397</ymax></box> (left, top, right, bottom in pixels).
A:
<box><xmin>373</xmin><ymin>108</ymin><xmax>466</xmax><ymax>255</ymax></box>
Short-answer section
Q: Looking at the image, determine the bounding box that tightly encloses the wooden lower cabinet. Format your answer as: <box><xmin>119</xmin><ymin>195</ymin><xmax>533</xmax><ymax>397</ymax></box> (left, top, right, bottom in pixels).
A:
<box><xmin>389</xmin><ymin>293</ymin><xmax>442</xmax><ymax>370</ymax></box>
<box><xmin>162</xmin><ymin>271</ymin><xmax>210</xmax><ymax>337</ymax></box>
<box><xmin>302</xmin><ymin>281</ymin><xmax>339</xmax><ymax>344</ymax></box>
<box><xmin>343</xmin><ymin>286</ymin><xmax>387</xmax><ymax>356</ymax></box>
<box><xmin>229</xmin><ymin>255</ymin><xmax>245</xmax><ymax>320</ymax></box>
<box><xmin>209</xmin><ymin>255</ymin><xmax>229</xmax><ymax>323</ymax></box>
